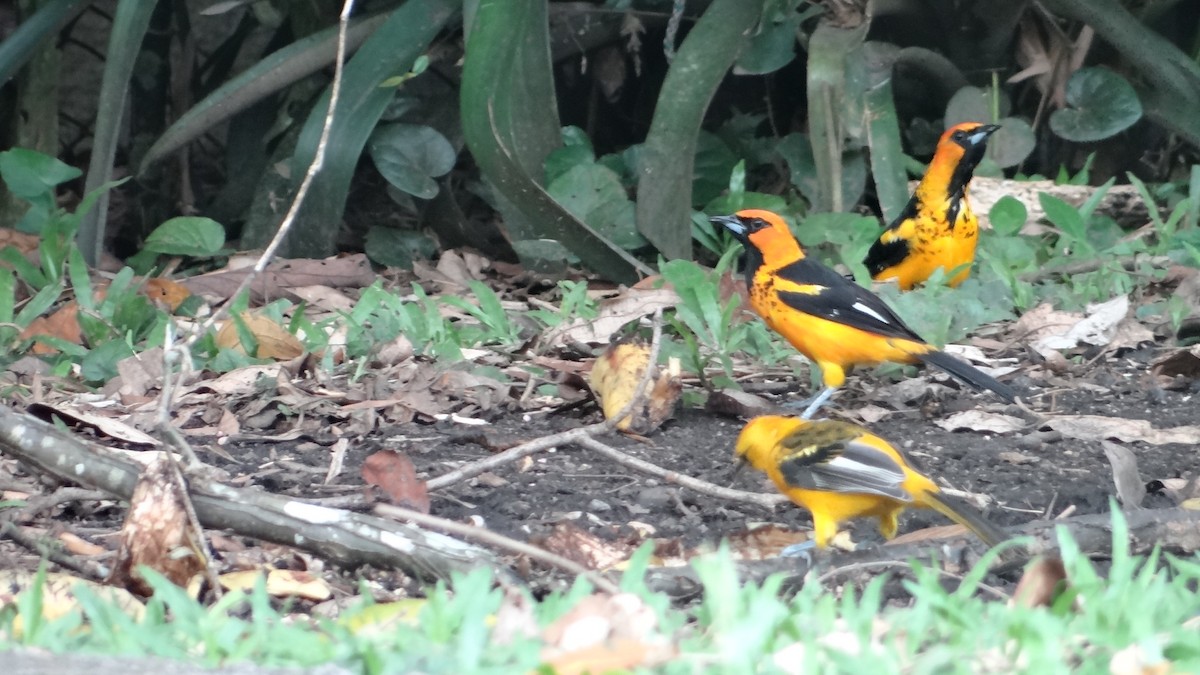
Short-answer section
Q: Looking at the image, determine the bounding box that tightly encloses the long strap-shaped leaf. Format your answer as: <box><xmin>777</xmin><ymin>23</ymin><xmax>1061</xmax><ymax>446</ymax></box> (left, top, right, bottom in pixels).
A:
<box><xmin>77</xmin><ymin>0</ymin><xmax>158</xmax><ymax>266</ymax></box>
<box><xmin>0</xmin><ymin>0</ymin><xmax>89</xmax><ymax>87</ymax></box>
<box><xmin>461</xmin><ymin>0</ymin><xmax>650</xmax><ymax>283</ymax></box>
<box><xmin>269</xmin><ymin>0</ymin><xmax>457</xmax><ymax>258</ymax></box>
<box><xmin>634</xmin><ymin>0</ymin><xmax>762</xmax><ymax>261</ymax></box>
<box><xmin>138</xmin><ymin>11</ymin><xmax>390</xmax><ymax>173</ymax></box>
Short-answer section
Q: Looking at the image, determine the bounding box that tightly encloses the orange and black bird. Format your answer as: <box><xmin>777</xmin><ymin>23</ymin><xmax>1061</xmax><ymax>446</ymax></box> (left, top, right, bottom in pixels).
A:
<box><xmin>712</xmin><ymin>208</ymin><xmax>1015</xmax><ymax>418</ymax></box>
<box><xmin>864</xmin><ymin>122</ymin><xmax>1000</xmax><ymax>290</ymax></box>
<box><xmin>735</xmin><ymin>416</ymin><xmax>1006</xmax><ymax>550</ymax></box>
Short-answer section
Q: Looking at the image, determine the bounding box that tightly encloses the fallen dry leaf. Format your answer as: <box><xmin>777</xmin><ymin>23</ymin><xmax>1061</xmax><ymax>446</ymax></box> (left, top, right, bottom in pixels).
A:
<box><xmin>703</xmin><ymin>388</ymin><xmax>776</xmax><ymax>419</ymax></box>
<box><xmin>1109</xmin><ymin>643</ymin><xmax>1172</xmax><ymax>675</ymax></box>
<box><xmin>540</xmin><ymin>593</ymin><xmax>672</xmax><ymax>675</ymax></box>
<box><xmin>180</xmin><ymin>254</ymin><xmax>375</xmax><ymax>302</ymax></box>
<box><xmin>19</xmin><ymin>302</ymin><xmax>82</xmax><ymax>354</ymax></box>
<box><xmin>535</xmin><ymin>522</ymin><xmax>631</xmax><ymax>570</ymax></box>
<box><xmin>142</xmin><ymin>277</ymin><xmax>191</xmax><ymax>310</ymax></box>
<box><xmin>934</xmin><ymin>411</ymin><xmax>1026</xmax><ymax>434</ymax></box>
<box><xmin>544</xmin><ymin>287</ymin><xmax>679</xmax><ymax>346</ymax></box>
<box><xmin>588</xmin><ymin>340</ymin><xmax>681</xmax><ymax>434</ymax></box>
<box><xmin>887</xmin><ymin>523</ymin><xmax>974</xmax><ymax>546</ymax></box>
<box><xmin>1027</xmin><ymin>295</ymin><xmax>1152</xmax><ymax>355</ymax></box>
<box><xmin>1043</xmin><ymin>415</ymin><xmax>1200</xmax><ymax>445</ymax></box>
<box><xmin>108</xmin><ymin>456</ymin><xmax>207</xmax><ymax>596</ymax></box>
<box><xmin>1151</xmin><ymin>345</ymin><xmax>1200</xmax><ymax>382</ymax></box>
<box><xmin>0</xmin><ymin>569</ymin><xmax>145</xmax><ymax>634</ymax></box>
<box><xmin>1101</xmin><ymin>441</ymin><xmax>1146</xmax><ymax>508</ymax></box>
<box><xmin>998</xmin><ymin>450</ymin><xmax>1040</xmax><ymax>465</ymax></box>
<box><xmin>362</xmin><ymin>450</ymin><xmax>430</xmax><ymax>513</ymax></box>
<box><xmin>216</xmin><ymin>312</ymin><xmax>305</xmax><ymax>360</ymax></box>
<box><xmin>725</xmin><ymin>524</ymin><xmax>812</xmax><ymax>559</ymax></box>
<box><xmin>26</xmin><ymin>402</ymin><xmax>159</xmax><ymax>446</ymax></box>
<box><xmin>1011</xmin><ymin>556</ymin><xmax>1069</xmax><ymax>609</ymax></box>
<box><xmin>219</xmin><ymin>569</ymin><xmax>332</xmax><ymax>601</ymax></box>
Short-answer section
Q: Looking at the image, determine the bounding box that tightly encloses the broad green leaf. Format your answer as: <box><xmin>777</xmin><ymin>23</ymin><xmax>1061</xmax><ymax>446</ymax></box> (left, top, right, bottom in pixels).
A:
<box><xmin>944</xmin><ymin>85</ymin><xmax>1011</xmax><ymax>126</ymax></box>
<box><xmin>862</xmin><ymin>42</ymin><xmax>906</xmax><ymax>224</ymax></box>
<box><xmin>988</xmin><ymin>119</ymin><xmax>1036</xmax><ymax>169</ymax></box>
<box><xmin>364</xmin><ymin>227</ymin><xmax>437</xmax><ymax>268</ymax></box>
<box><xmin>988</xmin><ymin>196</ymin><xmax>1028</xmax><ymax>237</ymax></box>
<box><xmin>81</xmin><ymin>339</ymin><xmax>135</xmax><ymax>383</ymax></box>
<box><xmin>144</xmin><ymin>217</ymin><xmax>226</xmax><ymax>256</ymax></box>
<box><xmin>636</xmin><ymin>0</ymin><xmax>763</xmax><ymax>258</ymax></box>
<box><xmin>77</xmin><ymin>0</ymin><xmax>157</xmax><ymax>266</ymax></box>
<box><xmin>692</xmin><ymin>132</ymin><xmax>740</xmax><ymax>207</ymax></box>
<box><xmin>547</xmin><ymin>162</ymin><xmax>645</xmax><ymax>251</ymax></box>
<box><xmin>267</xmin><ymin>0</ymin><xmax>457</xmax><ymax>257</ymax></box>
<box><xmin>368</xmin><ymin>123</ymin><xmax>456</xmax><ymax>200</ymax></box>
<box><xmin>0</xmin><ymin>148</ymin><xmax>81</xmax><ymax>203</ymax></box>
<box><xmin>777</xmin><ymin>133</ymin><xmax>866</xmax><ymax>211</ymax></box>
<box><xmin>805</xmin><ymin>17</ymin><xmax>870</xmax><ymax>212</ymax></box>
<box><xmin>734</xmin><ymin>15</ymin><xmax>798</xmax><ymax>75</ymax></box>
<box><xmin>1049</xmin><ymin>67</ymin><xmax>1143</xmax><ymax>142</ymax></box>
<box><xmin>462</xmin><ymin>0</ymin><xmax>648</xmax><ymax>281</ymax></box>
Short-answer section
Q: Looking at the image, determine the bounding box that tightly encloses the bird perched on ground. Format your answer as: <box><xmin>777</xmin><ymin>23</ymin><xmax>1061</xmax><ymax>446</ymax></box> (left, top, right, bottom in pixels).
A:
<box><xmin>735</xmin><ymin>416</ymin><xmax>1006</xmax><ymax>550</ymax></box>
<box><xmin>864</xmin><ymin>122</ymin><xmax>1000</xmax><ymax>290</ymax></box>
<box><xmin>712</xmin><ymin>209</ymin><xmax>1015</xmax><ymax>418</ymax></box>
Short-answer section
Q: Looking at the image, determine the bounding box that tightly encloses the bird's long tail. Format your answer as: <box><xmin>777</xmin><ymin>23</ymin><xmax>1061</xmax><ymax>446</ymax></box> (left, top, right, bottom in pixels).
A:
<box><xmin>921</xmin><ymin>491</ymin><xmax>1007</xmax><ymax>548</ymax></box>
<box><xmin>916</xmin><ymin>350</ymin><xmax>1016</xmax><ymax>403</ymax></box>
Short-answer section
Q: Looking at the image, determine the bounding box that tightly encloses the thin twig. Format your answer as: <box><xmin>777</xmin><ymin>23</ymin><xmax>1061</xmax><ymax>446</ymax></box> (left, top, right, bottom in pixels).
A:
<box><xmin>573</xmin><ymin>436</ymin><xmax>787</xmax><ymax>511</ymax></box>
<box><xmin>374</xmin><ymin>503</ymin><xmax>620</xmax><ymax>595</ymax></box>
<box><xmin>428</xmin><ymin>309</ymin><xmax>665</xmax><ymax>491</ymax></box>
<box><xmin>0</xmin><ymin>522</ymin><xmax>106</xmax><ymax>580</ymax></box>
<box><xmin>815</xmin><ymin>559</ymin><xmax>1009</xmax><ymax>600</ymax></box>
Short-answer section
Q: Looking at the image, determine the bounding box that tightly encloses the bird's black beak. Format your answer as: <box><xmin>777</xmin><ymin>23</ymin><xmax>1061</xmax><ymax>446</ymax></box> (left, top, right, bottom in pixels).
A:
<box><xmin>968</xmin><ymin>124</ymin><xmax>1001</xmax><ymax>146</ymax></box>
<box><xmin>710</xmin><ymin>214</ymin><xmax>747</xmax><ymax>240</ymax></box>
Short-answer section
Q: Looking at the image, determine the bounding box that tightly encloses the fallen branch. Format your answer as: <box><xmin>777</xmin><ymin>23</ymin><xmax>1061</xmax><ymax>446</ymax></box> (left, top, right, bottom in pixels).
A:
<box><xmin>0</xmin><ymin>405</ymin><xmax>509</xmax><ymax>583</ymax></box>
<box><xmin>637</xmin><ymin>507</ymin><xmax>1200</xmax><ymax>595</ymax></box>
<box><xmin>573</xmin><ymin>436</ymin><xmax>786</xmax><ymax>511</ymax></box>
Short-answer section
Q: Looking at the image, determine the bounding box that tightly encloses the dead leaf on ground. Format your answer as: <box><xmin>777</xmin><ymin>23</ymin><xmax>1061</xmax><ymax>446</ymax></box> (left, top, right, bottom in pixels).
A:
<box><xmin>540</xmin><ymin>593</ymin><xmax>673</xmax><ymax>675</ymax></box>
<box><xmin>1109</xmin><ymin>643</ymin><xmax>1172</xmax><ymax>675</ymax></box>
<box><xmin>290</xmin><ymin>284</ymin><xmax>357</xmax><ymax>313</ymax></box>
<box><xmin>534</xmin><ymin>522</ymin><xmax>631</xmax><ymax>570</ymax></box>
<box><xmin>1151</xmin><ymin>345</ymin><xmax>1200</xmax><ymax>383</ymax></box>
<box><xmin>0</xmin><ymin>227</ymin><xmax>42</xmax><ymax>254</ymax></box>
<box><xmin>179</xmin><ymin>254</ymin><xmax>375</xmax><ymax>302</ymax></box>
<box><xmin>108</xmin><ymin>456</ymin><xmax>207</xmax><ymax>596</ymax></box>
<box><xmin>219</xmin><ymin>569</ymin><xmax>332</xmax><ymax>601</ymax></box>
<box><xmin>362</xmin><ymin>450</ymin><xmax>430</xmax><ymax>513</ymax></box>
<box><xmin>216</xmin><ymin>313</ymin><xmax>305</xmax><ymax>360</ymax></box>
<box><xmin>934</xmin><ymin>411</ymin><xmax>1026</xmax><ymax>434</ymax></box>
<box><xmin>998</xmin><ymin>450</ymin><xmax>1040</xmax><ymax>465</ymax></box>
<box><xmin>887</xmin><ymin>523</ymin><xmax>975</xmax><ymax>546</ymax></box>
<box><xmin>1043</xmin><ymin>415</ymin><xmax>1200</xmax><ymax>445</ymax></box>
<box><xmin>0</xmin><ymin>569</ymin><xmax>145</xmax><ymax>633</ymax></box>
<box><xmin>1025</xmin><ymin>296</ymin><xmax>1153</xmax><ymax>355</ymax></box>
<box><xmin>588</xmin><ymin>340</ymin><xmax>681</xmax><ymax>435</ymax></box>
<box><xmin>111</xmin><ymin>348</ymin><xmax>166</xmax><ymax>399</ymax></box>
<box><xmin>19</xmin><ymin>302</ymin><xmax>81</xmax><ymax>354</ymax></box>
<box><xmin>142</xmin><ymin>277</ymin><xmax>192</xmax><ymax>311</ymax></box>
<box><xmin>1011</xmin><ymin>557</ymin><xmax>1070</xmax><ymax>609</ymax></box>
<box><xmin>704</xmin><ymin>388</ymin><xmax>776</xmax><ymax>419</ymax></box>
<box><xmin>724</xmin><ymin>524</ymin><xmax>811</xmax><ymax>559</ymax></box>
<box><xmin>1101</xmin><ymin>441</ymin><xmax>1146</xmax><ymax>508</ymax></box>
<box><xmin>544</xmin><ymin>286</ymin><xmax>679</xmax><ymax>346</ymax></box>
<box><xmin>26</xmin><ymin>402</ymin><xmax>159</xmax><ymax>446</ymax></box>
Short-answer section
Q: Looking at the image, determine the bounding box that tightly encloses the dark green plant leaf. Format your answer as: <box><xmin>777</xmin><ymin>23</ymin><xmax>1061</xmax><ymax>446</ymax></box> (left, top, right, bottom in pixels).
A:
<box><xmin>734</xmin><ymin>16</ymin><xmax>798</xmax><ymax>75</ymax></box>
<box><xmin>0</xmin><ymin>0</ymin><xmax>88</xmax><ymax>87</ymax></box>
<box><xmin>268</xmin><ymin>0</ymin><xmax>457</xmax><ymax>257</ymax></box>
<box><xmin>692</xmin><ymin>132</ymin><xmax>740</xmax><ymax>207</ymax></box>
<box><xmin>988</xmin><ymin>119</ymin><xmax>1036</xmax><ymax>169</ymax></box>
<box><xmin>806</xmin><ymin>17</ymin><xmax>870</xmax><ymax>212</ymax></box>
<box><xmin>77</xmin><ymin>0</ymin><xmax>158</xmax><ymax>266</ymax></box>
<box><xmin>777</xmin><ymin>134</ymin><xmax>866</xmax><ymax>212</ymax></box>
<box><xmin>143</xmin><ymin>217</ymin><xmax>226</xmax><ymax>257</ymax></box>
<box><xmin>635</xmin><ymin>0</ymin><xmax>763</xmax><ymax>259</ymax></box>
<box><xmin>0</xmin><ymin>148</ymin><xmax>81</xmax><ymax>206</ymax></box>
<box><xmin>547</xmin><ymin>162</ymin><xmax>645</xmax><ymax>251</ymax></box>
<box><xmin>369</xmin><ymin>123</ymin><xmax>456</xmax><ymax>200</ymax></box>
<box><xmin>141</xmin><ymin>12</ymin><xmax>391</xmax><ymax>172</ymax></box>
<box><xmin>365</xmin><ymin>227</ymin><xmax>437</xmax><ymax>268</ymax></box>
<box><xmin>1049</xmin><ymin>67</ymin><xmax>1143</xmax><ymax>142</ymax></box>
<box><xmin>988</xmin><ymin>196</ymin><xmax>1028</xmax><ymax>237</ymax></box>
<box><xmin>944</xmin><ymin>85</ymin><xmax>1011</xmax><ymax>125</ymax></box>
<box><xmin>862</xmin><ymin>42</ymin><xmax>906</xmax><ymax>224</ymax></box>
<box><xmin>461</xmin><ymin>0</ymin><xmax>648</xmax><ymax>281</ymax></box>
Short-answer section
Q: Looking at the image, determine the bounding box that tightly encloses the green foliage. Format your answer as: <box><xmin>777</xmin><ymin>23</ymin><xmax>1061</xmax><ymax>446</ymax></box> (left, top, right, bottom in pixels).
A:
<box><xmin>368</xmin><ymin>123</ymin><xmax>456</xmax><ymax>200</ymax></box>
<box><xmin>943</xmin><ymin>85</ymin><xmax>1035</xmax><ymax>170</ymax></box>
<box><xmin>1049</xmin><ymin>67</ymin><xmax>1143</xmax><ymax>142</ymax></box>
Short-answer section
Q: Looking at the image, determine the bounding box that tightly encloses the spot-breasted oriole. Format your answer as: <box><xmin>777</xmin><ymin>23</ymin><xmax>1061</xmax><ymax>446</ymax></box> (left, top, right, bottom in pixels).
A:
<box><xmin>864</xmin><ymin>122</ymin><xmax>999</xmax><ymax>290</ymax></box>
<box><xmin>735</xmin><ymin>415</ymin><xmax>1006</xmax><ymax>549</ymax></box>
<box><xmin>712</xmin><ymin>208</ymin><xmax>1015</xmax><ymax>418</ymax></box>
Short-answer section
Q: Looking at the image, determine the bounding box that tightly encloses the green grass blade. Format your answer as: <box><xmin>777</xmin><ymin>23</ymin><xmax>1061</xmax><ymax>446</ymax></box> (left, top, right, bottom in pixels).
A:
<box><xmin>633</xmin><ymin>0</ymin><xmax>762</xmax><ymax>260</ymax></box>
<box><xmin>863</xmin><ymin>42</ymin><xmax>907</xmax><ymax>224</ymax></box>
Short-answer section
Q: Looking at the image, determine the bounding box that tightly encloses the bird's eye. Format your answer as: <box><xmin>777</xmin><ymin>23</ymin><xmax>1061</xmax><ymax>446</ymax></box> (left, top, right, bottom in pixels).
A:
<box><xmin>748</xmin><ymin>218</ymin><xmax>768</xmax><ymax>231</ymax></box>
<box><xmin>951</xmin><ymin>130</ymin><xmax>967</xmax><ymax>142</ymax></box>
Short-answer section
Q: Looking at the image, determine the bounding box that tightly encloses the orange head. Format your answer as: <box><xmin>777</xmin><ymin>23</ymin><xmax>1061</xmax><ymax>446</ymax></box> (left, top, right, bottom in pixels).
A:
<box><xmin>924</xmin><ymin>122</ymin><xmax>1000</xmax><ymax>196</ymax></box>
<box><xmin>709</xmin><ymin>209</ymin><xmax>803</xmax><ymax>271</ymax></box>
